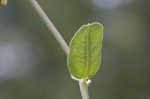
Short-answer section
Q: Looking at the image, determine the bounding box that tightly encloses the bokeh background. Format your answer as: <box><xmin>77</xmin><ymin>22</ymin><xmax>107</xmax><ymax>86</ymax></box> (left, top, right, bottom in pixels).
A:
<box><xmin>0</xmin><ymin>0</ymin><xmax>150</xmax><ymax>99</ymax></box>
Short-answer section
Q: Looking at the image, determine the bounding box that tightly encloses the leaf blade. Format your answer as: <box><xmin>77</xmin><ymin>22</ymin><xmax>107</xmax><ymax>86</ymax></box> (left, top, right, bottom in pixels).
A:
<box><xmin>68</xmin><ymin>22</ymin><xmax>103</xmax><ymax>79</ymax></box>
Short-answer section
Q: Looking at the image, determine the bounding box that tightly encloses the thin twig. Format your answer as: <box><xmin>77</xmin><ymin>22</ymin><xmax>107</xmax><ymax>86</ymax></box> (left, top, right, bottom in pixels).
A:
<box><xmin>29</xmin><ymin>0</ymin><xmax>69</xmax><ymax>54</ymax></box>
<box><xmin>29</xmin><ymin>1</ymin><xmax>90</xmax><ymax>99</ymax></box>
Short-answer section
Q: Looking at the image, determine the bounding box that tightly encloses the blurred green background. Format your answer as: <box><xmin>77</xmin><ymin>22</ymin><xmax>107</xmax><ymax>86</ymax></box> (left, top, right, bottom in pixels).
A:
<box><xmin>0</xmin><ymin>0</ymin><xmax>150</xmax><ymax>99</ymax></box>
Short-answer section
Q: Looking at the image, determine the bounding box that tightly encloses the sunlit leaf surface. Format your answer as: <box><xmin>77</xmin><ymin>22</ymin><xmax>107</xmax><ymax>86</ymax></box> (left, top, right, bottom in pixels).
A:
<box><xmin>68</xmin><ymin>22</ymin><xmax>103</xmax><ymax>79</ymax></box>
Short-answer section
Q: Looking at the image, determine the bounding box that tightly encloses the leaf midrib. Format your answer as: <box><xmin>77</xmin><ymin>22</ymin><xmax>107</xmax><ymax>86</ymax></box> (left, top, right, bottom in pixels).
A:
<box><xmin>82</xmin><ymin>27</ymin><xmax>91</xmax><ymax>78</ymax></box>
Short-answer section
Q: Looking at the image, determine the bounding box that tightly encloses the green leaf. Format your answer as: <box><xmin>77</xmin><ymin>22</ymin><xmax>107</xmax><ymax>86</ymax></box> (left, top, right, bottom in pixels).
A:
<box><xmin>67</xmin><ymin>22</ymin><xmax>103</xmax><ymax>79</ymax></box>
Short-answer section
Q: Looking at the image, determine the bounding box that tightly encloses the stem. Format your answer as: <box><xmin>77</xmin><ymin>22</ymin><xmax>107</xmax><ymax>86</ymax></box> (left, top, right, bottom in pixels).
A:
<box><xmin>29</xmin><ymin>1</ymin><xmax>90</xmax><ymax>99</ymax></box>
<box><xmin>29</xmin><ymin>0</ymin><xmax>69</xmax><ymax>54</ymax></box>
<box><xmin>79</xmin><ymin>79</ymin><xmax>89</xmax><ymax>99</ymax></box>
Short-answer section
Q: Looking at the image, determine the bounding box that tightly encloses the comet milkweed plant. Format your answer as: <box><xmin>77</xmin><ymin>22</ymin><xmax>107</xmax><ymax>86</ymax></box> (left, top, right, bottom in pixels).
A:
<box><xmin>1</xmin><ymin>0</ymin><xmax>103</xmax><ymax>99</ymax></box>
<box><xmin>29</xmin><ymin>1</ymin><xmax>103</xmax><ymax>99</ymax></box>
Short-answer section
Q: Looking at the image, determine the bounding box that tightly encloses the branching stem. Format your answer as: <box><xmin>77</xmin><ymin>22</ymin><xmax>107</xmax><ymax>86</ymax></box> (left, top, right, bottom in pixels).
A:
<box><xmin>29</xmin><ymin>0</ymin><xmax>90</xmax><ymax>99</ymax></box>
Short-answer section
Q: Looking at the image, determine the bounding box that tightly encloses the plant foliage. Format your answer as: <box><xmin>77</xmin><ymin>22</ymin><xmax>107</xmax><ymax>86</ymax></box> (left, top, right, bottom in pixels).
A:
<box><xmin>68</xmin><ymin>22</ymin><xmax>103</xmax><ymax>79</ymax></box>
